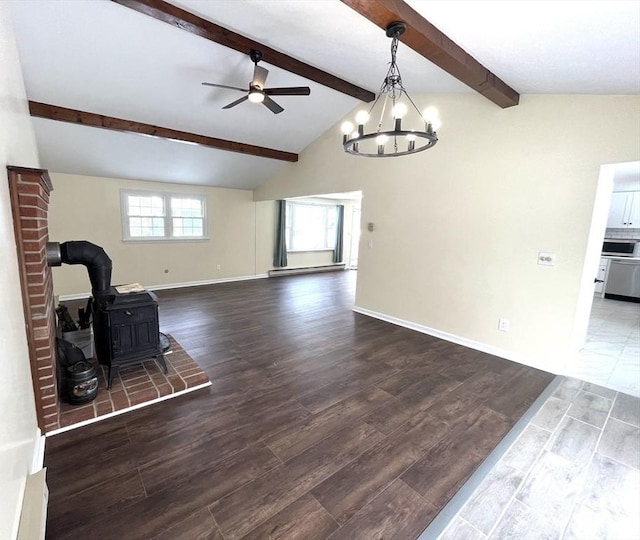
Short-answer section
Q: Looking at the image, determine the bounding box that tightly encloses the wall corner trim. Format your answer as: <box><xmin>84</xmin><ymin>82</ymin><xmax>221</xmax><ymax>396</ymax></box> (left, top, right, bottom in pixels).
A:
<box><xmin>30</xmin><ymin>429</ymin><xmax>45</xmax><ymax>474</ymax></box>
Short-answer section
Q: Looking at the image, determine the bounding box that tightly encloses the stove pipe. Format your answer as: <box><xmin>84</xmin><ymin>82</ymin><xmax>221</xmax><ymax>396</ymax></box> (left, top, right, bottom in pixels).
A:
<box><xmin>47</xmin><ymin>241</ymin><xmax>112</xmax><ymax>298</ymax></box>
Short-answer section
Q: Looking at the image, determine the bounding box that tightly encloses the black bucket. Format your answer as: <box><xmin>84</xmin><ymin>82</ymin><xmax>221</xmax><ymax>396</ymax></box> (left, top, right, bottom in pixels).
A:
<box><xmin>56</xmin><ymin>337</ymin><xmax>99</xmax><ymax>405</ymax></box>
<box><xmin>62</xmin><ymin>360</ymin><xmax>98</xmax><ymax>405</ymax></box>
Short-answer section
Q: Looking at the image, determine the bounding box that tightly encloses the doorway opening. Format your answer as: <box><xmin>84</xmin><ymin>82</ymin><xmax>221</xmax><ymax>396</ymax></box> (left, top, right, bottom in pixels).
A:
<box><xmin>572</xmin><ymin>161</ymin><xmax>640</xmax><ymax>396</ymax></box>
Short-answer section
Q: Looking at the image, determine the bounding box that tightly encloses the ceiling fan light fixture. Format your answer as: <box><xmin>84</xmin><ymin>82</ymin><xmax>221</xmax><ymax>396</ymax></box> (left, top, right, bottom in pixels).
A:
<box><xmin>203</xmin><ymin>49</ymin><xmax>310</xmax><ymax>114</ymax></box>
<box><xmin>341</xmin><ymin>22</ymin><xmax>439</xmax><ymax>158</ymax></box>
<box><xmin>248</xmin><ymin>90</ymin><xmax>265</xmax><ymax>103</ymax></box>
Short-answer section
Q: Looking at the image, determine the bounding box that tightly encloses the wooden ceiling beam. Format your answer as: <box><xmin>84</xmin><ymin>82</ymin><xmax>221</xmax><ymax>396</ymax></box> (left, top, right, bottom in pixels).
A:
<box><xmin>111</xmin><ymin>0</ymin><xmax>375</xmax><ymax>103</ymax></box>
<box><xmin>341</xmin><ymin>0</ymin><xmax>520</xmax><ymax>108</ymax></box>
<box><xmin>29</xmin><ymin>101</ymin><xmax>298</xmax><ymax>162</ymax></box>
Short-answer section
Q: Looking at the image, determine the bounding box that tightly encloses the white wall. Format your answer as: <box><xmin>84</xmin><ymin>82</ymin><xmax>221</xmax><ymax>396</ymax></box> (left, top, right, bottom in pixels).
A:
<box><xmin>0</xmin><ymin>5</ymin><xmax>41</xmax><ymax>538</ymax></box>
<box><xmin>49</xmin><ymin>173</ymin><xmax>269</xmax><ymax>297</ymax></box>
<box><xmin>255</xmin><ymin>94</ymin><xmax>640</xmax><ymax>372</ymax></box>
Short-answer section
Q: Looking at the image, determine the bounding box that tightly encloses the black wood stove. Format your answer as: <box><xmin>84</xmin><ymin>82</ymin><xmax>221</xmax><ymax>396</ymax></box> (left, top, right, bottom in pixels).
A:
<box><xmin>93</xmin><ymin>287</ymin><xmax>167</xmax><ymax>389</ymax></box>
<box><xmin>48</xmin><ymin>241</ymin><xmax>167</xmax><ymax>389</ymax></box>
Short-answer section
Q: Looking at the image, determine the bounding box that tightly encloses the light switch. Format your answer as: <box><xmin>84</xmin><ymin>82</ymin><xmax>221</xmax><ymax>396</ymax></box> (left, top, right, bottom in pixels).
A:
<box><xmin>538</xmin><ymin>252</ymin><xmax>556</xmax><ymax>266</ymax></box>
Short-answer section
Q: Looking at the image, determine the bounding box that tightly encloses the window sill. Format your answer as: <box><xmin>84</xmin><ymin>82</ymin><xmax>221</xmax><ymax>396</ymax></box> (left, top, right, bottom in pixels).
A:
<box><xmin>287</xmin><ymin>249</ymin><xmax>335</xmax><ymax>253</ymax></box>
<box><xmin>122</xmin><ymin>237</ymin><xmax>210</xmax><ymax>243</ymax></box>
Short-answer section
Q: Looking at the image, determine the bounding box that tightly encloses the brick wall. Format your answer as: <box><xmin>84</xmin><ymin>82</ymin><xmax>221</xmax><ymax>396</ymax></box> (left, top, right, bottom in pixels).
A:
<box><xmin>8</xmin><ymin>166</ymin><xmax>59</xmax><ymax>432</ymax></box>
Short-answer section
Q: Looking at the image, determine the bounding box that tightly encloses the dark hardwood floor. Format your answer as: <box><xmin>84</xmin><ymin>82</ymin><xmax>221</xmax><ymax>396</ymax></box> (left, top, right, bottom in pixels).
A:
<box><xmin>44</xmin><ymin>271</ymin><xmax>554</xmax><ymax>539</ymax></box>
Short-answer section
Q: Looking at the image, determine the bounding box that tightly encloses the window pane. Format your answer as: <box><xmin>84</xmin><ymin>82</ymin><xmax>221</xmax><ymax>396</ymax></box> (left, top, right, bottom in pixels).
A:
<box><xmin>172</xmin><ymin>217</ymin><xmax>203</xmax><ymax>237</ymax></box>
<box><xmin>171</xmin><ymin>197</ymin><xmax>203</xmax><ymax>218</ymax></box>
<box><xmin>129</xmin><ymin>216</ymin><xmax>164</xmax><ymax>237</ymax></box>
<box><xmin>128</xmin><ymin>195</ymin><xmax>164</xmax><ymax>217</ymax></box>
<box><xmin>287</xmin><ymin>203</ymin><xmax>336</xmax><ymax>251</ymax></box>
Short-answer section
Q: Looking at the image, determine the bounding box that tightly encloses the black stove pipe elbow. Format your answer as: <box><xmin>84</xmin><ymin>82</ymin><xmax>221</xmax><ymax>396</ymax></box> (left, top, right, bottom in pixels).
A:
<box><xmin>48</xmin><ymin>241</ymin><xmax>113</xmax><ymax>297</ymax></box>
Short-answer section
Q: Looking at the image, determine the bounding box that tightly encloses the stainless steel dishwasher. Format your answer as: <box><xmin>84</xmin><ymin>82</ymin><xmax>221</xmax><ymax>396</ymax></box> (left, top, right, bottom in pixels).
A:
<box><xmin>605</xmin><ymin>259</ymin><xmax>640</xmax><ymax>301</ymax></box>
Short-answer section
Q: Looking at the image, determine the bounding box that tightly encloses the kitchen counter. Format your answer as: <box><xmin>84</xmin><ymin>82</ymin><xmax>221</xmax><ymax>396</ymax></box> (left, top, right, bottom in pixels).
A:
<box><xmin>601</xmin><ymin>255</ymin><xmax>640</xmax><ymax>261</ymax></box>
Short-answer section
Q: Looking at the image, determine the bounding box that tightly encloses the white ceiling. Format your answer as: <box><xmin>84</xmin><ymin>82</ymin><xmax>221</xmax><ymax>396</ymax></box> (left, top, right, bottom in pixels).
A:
<box><xmin>8</xmin><ymin>0</ymin><xmax>640</xmax><ymax>190</ymax></box>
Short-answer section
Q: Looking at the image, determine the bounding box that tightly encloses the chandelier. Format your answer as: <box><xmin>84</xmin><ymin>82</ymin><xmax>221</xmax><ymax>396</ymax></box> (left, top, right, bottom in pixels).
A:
<box><xmin>341</xmin><ymin>22</ymin><xmax>440</xmax><ymax>158</ymax></box>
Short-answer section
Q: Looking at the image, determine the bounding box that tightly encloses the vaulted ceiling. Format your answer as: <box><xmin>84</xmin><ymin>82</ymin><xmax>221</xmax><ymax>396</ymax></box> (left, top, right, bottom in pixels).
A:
<box><xmin>8</xmin><ymin>0</ymin><xmax>640</xmax><ymax>189</ymax></box>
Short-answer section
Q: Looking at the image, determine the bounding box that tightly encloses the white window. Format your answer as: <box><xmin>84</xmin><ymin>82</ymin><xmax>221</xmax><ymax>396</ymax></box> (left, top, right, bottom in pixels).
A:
<box><xmin>121</xmin><ymin>190</ymin><xmax>206</xmax><ymax>241</ymax></box>
<box><xmin>286</xmin><ymin>202</ymin><xmax>337</xmax><ymax>251</ymax></box>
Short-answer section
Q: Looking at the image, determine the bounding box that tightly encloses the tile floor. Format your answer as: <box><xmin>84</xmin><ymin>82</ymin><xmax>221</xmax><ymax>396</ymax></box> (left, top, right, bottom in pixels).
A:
<box><xmin>436</xmin><ymin>377</ymin><xmax>640</xmax><ymax>540</ymax></box>
<box><xmin>566</xmin><ymin>297</ymin><xmax>640</xmax><ymax>397</ymax></box>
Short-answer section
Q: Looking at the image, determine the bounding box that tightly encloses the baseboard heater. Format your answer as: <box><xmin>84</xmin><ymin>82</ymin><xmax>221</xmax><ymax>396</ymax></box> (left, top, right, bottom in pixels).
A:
<box><xmin>269</xmin><ymin>263</ymin><xmax>345</xmax><ymax>277</ymax></box>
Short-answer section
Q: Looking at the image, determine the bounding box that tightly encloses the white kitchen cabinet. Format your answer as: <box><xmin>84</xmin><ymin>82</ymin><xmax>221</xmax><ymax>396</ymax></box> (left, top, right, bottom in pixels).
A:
<box><xmin>607</xmin><ymin>191</ymin><xmax>639</xmax><ymax>228</ymax></box>
<box><xmin>595</xmin><ymin>258</ymin><xmax>609</xmax><ymax>295</ymax></box>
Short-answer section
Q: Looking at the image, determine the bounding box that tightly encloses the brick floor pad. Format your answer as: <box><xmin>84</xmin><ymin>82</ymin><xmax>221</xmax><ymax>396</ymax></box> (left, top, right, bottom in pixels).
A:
<box><xmin>57</xmin><ymin>335</ymin><xmax>211</xmax><ymax>429</ymax></box>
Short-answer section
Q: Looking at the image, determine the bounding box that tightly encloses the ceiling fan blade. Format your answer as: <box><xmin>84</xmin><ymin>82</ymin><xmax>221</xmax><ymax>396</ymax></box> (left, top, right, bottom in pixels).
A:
<box><xmin>252</xmin><ymin>65</ymin><xmax>269</xmax><ymax>89</ymax></box>
<box><xmin>202</xmin><ymin>82</ymin><xmax>246</xmax><ymax>92</ymax></box>
<box><xmin>262</xmin><ymin>95</ymin><xmax>284</xmax><ymax>114</ymax></box>
<box><xmin>264</xmin><ymin>87</ymin><xmax>311</xmax><ymax>96</ymax></box>
<box><xmin>222</xmin><ymin>95</ymin><xmax>249</xmax><ymax>109</ymax></box>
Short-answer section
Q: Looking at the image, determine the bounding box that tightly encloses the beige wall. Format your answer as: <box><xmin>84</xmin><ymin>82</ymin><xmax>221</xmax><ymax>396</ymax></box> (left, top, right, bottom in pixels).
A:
<box><xmin>49</xmin><ymin>173</ymin><xmax>267</xmax><ymax>297</ymax></box>
<box><xmin>0</xmin><ymin>5</ymin><xmax>41</xmax><ymax>538</ymax></box>
<box><xmin>255</xmin><ymin>94</ymin><xmax>640</xmax><ymax>370</ymax></box>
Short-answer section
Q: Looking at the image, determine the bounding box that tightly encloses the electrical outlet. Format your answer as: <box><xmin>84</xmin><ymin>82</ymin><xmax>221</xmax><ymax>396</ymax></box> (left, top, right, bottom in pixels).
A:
<box><xmin>498</xmin><ymin>318</ymin><xmax>510</xmax><ymax>332</ymax></box>
<box><xmin>216</xmin><ymin>264</ymin><xmax>221</xmax><ymax>270</ymax></box>
<box><xmin>538</xmin><ymin>252</ymin><xmax>556</xmax><ymax>266</ymax></box>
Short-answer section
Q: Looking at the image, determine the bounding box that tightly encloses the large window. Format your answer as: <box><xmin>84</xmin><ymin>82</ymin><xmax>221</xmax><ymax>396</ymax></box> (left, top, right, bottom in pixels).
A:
<box><xmin>286</xmin><ymin>202</ymin><xmax>337</xmax><ymax>251</ymax></box>
<box><xmin>121</xmin><ymin>190</ymin><xmax>206</xmax><ymax>240</ymax></box>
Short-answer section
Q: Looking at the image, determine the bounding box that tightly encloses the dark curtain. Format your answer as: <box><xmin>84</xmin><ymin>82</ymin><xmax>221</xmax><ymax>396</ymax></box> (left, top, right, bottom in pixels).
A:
<box><xmin>333</xmin><ymin>205</ymin><xmax>344</xmax><ymax>263</ymax></box>
<box><xmin>273</xmin><ymin>200</ymin><xmax>288</xmax><ymax>268</ymax></box>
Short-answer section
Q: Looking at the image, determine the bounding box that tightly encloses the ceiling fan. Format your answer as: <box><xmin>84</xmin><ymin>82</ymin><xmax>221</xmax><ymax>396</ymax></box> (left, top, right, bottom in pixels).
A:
<box><xmin>202</xmin><ymin>49</ymin><xmax>311</xmax><ymax>114</ymax></box>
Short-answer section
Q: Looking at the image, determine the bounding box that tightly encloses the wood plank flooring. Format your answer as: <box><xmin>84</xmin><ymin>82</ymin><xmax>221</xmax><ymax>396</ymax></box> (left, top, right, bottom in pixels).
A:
<box><xmin>44</xmin><ymin>271</ymin><xmax>554</xmax><ymax>539</ymax></box>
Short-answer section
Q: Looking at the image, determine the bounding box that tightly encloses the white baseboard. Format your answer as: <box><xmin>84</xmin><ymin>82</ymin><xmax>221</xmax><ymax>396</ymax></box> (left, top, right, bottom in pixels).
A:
<box><xmin>150</xmin><ymin>274</ymin><xmax>268</xmax><ymax>291</ymax></box>
<box><xmin>58</xmin><ymin>274</ymin><xmax>269</xmax><ymax>301</ymax></box>
<box><xmin>352</xmin><ymin>305</ymin><xmax>560</xmax><ymax>375</ymax></box>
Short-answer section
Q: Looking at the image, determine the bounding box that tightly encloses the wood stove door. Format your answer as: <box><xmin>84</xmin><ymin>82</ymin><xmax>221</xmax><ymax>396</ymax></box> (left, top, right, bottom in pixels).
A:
<box><xmin>111</xmin><ymin>306</ymin><xmax>159</xmax><ymax>360</ymax></box>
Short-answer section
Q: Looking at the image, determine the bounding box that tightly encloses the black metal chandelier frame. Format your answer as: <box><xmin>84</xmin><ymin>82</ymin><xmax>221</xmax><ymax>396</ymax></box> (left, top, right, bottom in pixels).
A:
<box><xmin>342</xmin><ymin>22</ymin><xmax>439</xmax><ymax>158</ymax></box>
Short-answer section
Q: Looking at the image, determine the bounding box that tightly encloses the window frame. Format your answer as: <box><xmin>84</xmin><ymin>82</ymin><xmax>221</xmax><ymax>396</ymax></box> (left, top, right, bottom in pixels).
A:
<box><xmin>120</xmin><ymin>189</ymin><xmax>208</xmax><ymax>242</ymax></box>
<box><xmin>285</xmin><ymin>201</ymin><xmax>338</xmax><ymax>252</ymax></box>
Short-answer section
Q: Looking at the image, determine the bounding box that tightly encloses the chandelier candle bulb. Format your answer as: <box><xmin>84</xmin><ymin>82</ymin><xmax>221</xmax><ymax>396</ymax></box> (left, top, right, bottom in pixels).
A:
<box><xmin>392</xmin><ymin>103</ymin><xmax>407</xmax><ymax>118</ymax></box>
<box><xmin>341</xmin><ymin>121</ymin><xmax>354</xmax><ymax>144</ymax></box>
<box><xmin>355</xmin><ymin>110</ymin><xmax>370</xmax><ymax>124</ymax></box>
<box><xmin>341</xmin><ymin>121</ymin><xmax>354</xmax><ymax>135</ymax></box>
<box><xmin>407</xmin><ymin>133</ymin><xmax>416</xmax><ymax>151</ymax></box>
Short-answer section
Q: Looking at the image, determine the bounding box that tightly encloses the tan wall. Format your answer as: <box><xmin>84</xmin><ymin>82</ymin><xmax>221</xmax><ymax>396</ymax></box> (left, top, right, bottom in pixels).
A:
<box><xmin>49</xmin><ymin>173</ymin><xmax>263</xmax><ymax>297</ymax></box>
<box><xmin>0</xmin><ymin>5</ymin><xmax>41</xmax><ymax>537</ymax></box>
<box><xmin>255</xmin><ymin>94</ymin><xmax>640</xmax><ymax>369</ymax></box>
